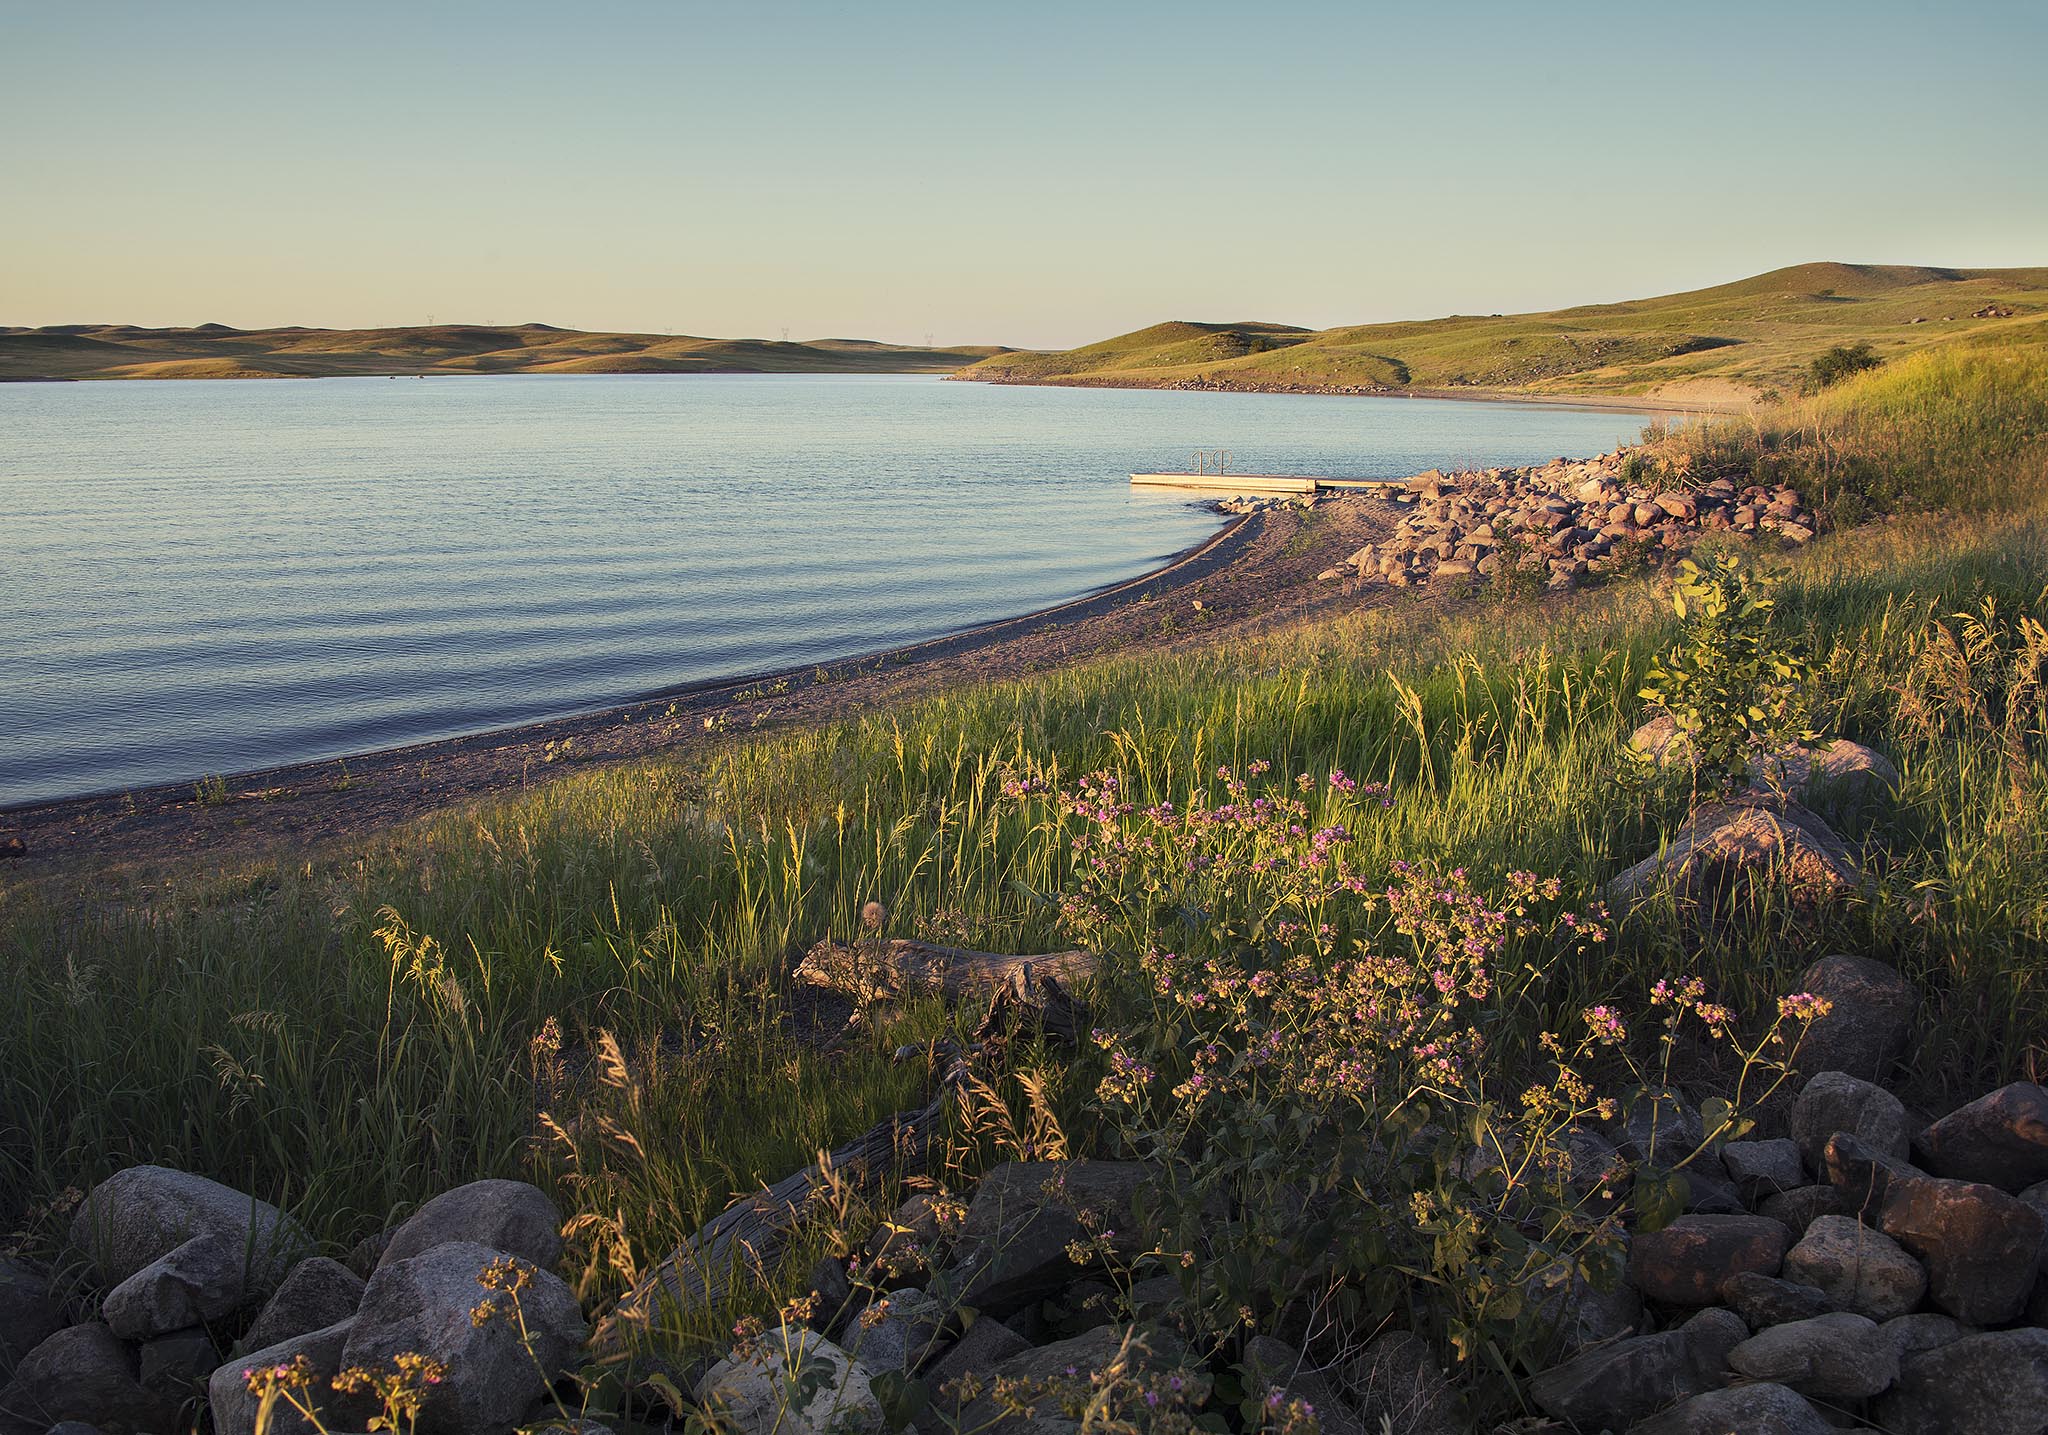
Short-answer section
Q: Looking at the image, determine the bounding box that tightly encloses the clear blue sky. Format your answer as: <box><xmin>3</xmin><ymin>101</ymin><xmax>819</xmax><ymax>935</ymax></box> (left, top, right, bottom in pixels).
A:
<box><xmin>4</xmin><ymin>0</ymin><xmax>2043</xmax><ymax>347</ymax></box>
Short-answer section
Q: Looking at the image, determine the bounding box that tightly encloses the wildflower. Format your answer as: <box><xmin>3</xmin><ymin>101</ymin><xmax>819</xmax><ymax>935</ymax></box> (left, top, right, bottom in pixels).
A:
<box><xmin>1583</xmin><ymin>1005</ymin><xmax>1628</xmax><ymax>1045</ymax></box>
<box><xmin>1328</xmin><ymin>768</ymin><xmax>1357</xmax><ymax>793</ymax></box>
<box><xmin>861</xmin><ymin>900</ymin><xmax>886</xmax><ymax>930</ymax></box>
<box><xmin>1778</xmin><ymin>992</ymin><xmax>1834</xmax><ymax>1022</ymax></box>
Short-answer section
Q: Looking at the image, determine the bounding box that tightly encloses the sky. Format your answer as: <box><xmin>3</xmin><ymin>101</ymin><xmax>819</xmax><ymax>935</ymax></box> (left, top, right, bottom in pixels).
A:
<box><xmin>4</xmin><ymin>1</ymin><xmax>2045</xmax><ymax>348</ymax></box>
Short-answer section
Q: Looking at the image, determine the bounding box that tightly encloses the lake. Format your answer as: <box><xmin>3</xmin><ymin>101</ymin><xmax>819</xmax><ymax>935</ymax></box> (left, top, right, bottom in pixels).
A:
<box><xmin>0</xmin><ymin>375</ymin><xmax>1650</xmax><ymax>805</ymax></box>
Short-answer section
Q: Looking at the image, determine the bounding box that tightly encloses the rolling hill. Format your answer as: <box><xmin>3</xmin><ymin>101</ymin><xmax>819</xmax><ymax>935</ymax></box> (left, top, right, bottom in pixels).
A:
<box><xmin>955</xmin><ymin>262</ymin><xmax>2048</xmax><ymax>406</ymax></box>
<box><xmin>0</xmin><ymin>323</ymin><xmax>1007</xmax><ymax>382</ymax></box>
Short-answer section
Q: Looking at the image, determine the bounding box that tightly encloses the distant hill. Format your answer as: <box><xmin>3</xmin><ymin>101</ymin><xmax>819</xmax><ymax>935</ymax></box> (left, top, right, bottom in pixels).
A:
<box><xmin>956</xmin><ymin>262</ymin><xmax>2048</xmax><ymax>405</ymax></box>
<box><xmin>0</xmin><ymin>323</ymin><xmax>1008</xmax><ymax>382</ymax></box>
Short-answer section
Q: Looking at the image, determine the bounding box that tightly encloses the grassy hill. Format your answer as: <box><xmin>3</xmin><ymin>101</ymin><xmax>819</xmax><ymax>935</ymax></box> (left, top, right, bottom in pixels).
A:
<box><xmin>0</xmin><ymin>322</ymin><xmax>1007</xmax><ymax>381</ymax></box>
<box><xmin>958</xmin><ymin>261</ymin><xmax>2048</xmax><ymax>405</ymax></box>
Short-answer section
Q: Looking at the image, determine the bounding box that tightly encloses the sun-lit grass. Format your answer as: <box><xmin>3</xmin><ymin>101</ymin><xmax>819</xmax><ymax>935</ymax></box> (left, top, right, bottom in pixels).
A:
<box><xmin>2</xmin><ymin>337</ymin><xmax>2044</xmax><ymax>1389</ymax></box>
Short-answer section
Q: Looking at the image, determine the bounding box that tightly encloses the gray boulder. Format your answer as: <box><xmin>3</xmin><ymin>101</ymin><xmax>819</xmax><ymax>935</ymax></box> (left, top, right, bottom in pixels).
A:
<box><xmin>696</xmin><ymin>1327</ymin><xmax>882</xmax><ymax>1435</ymax></box>
<box><xmin>1789</xmin><ymin>1071</ymin><xmax>1908</xmax><ymax>1169</ymax></box>
<box><xmin>0</xmin><ymin>1258</ymin><xmax>65</xmax><ymax>1381</ymax></box>
<box><xmin>1782</xmin><ymin>1215</ymin><xmax>1926</xmax><ymax>1320</ymax></box>
<box><xmin>1627</xmin><ymin>1214</ymin><xmax>1790</xmax><ymax>1306</ymax></box>
<box><xmin>1758</xmin><ymin>1184</ymin><xmax>1844</xmax><ymax>1235</ymax></box>
<box><xmin>208</xmin><ymin>1318</ymin><xmax>354</xmax><ymax>1435</ymax></box>
<box><xmin>1880</xmin><ymin>1312</ymin><xmax>1970</xmax><ymax>1362</ymax></box>
<box><xmin>1719</xmin><ymin>1139</ymin><xmax>1806</xmax><ymax>1201</ymax></box>
<box><xmin>844</xmin><ymin>1286</ymin><xmax>945</xmax><ymax>1375</ymax></box>
<box><xmin>1243</xmin><ymin>1336</ymin><xmax>1370</xmax><ymax>1435</ymax></box>
<box><xmin>136</xmin><ymin>1325</ymin><xmax>216</xmax><ymax>1393</ymax></box>
<box><xmin>69</xmin><ymin>1166</ymin><xmax>310</xmax><ymax>1295</ymax></box>
<box><xmin>1791</xmin><ymin>955</ymin><xmax>1916</xmax><ymax>1081</ymax></box>
<box><xmin>0</xmin><ymin>1322</ymin><xmax>178</xmax><ymax>1435</ymax></box>
<box><xmin>1726</xmin><ymin>1311</ymin><xmax>1896</xmax><ymax>1398</ymax></box>
<box><xmin>1626</xmin><ymin>1381</ymin><xmax>1835</xmax><ymax>1435</ymax></box>
<box><xmin>1623</xmin><ymin>1088</ymin><xmax>1705</xmax><ymax>1165</ymax></box>
<box><xmin>943</xmin><ymin>1161</ymin><xmax>1155</xmax><ymax>1314</ymax></box>
<box><xmin>949</xmin><ymin>1323</ymin><xmax>1187</xmax><ymax>1434</ymax></box>
<box><xmin>340</xmin><ymin>1241</ymin><xmax>588</xmax><ymax>1435</ymax></box>
<box><xmin>1872</xmin><ymin>1327</ymin><xmax>2048</xmax><ymax>1435</ymax></box>
<box><xmin>1718</xmin><ymin>1271</ymin><xmax>1832</xmax><ymax>1328</ymax></box>
<box><xmin>377</xmin><ymin>1178</ymin><xmax>564</xmax><ymax>1271</ymax></box>
<box><xmin>1525</xmin><ymin>1261</ymin><xmax>1643</xmax><ymax>1356</ymax></box>
<box><xmin>915</xmin><ymin>1317</ymin><xmax>1032</xmax><ymax>1433</ymax></box>
<box><xmin>1530</xmin><ymin>1307</ymin><xmax>1747</xmax><ymax>1432</ymax></box>
<box><xmin>1915</xmin><ymin>1082</ymin><xmax>2048</xmax><ymax>1192</ymax></box>
<box><xmin>101</xmin><ymin>1231</ymin><xmax>254</xmax><ymax>1339</ymax></box>
<box><xmin>1342</xmin><ymin>1331</ymin><xmax>1464</xmax><ymax>1435</ymax></box>
<box><xmin>237</xmin><ymin>1256</ymin><xmax>364</xmax><ymax>1354</ymax></box>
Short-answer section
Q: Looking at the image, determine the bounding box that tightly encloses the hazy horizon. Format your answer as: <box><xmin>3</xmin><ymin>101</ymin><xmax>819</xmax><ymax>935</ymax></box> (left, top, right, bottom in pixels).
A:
<box><xmin>7</xmin><ymin>0</ymin><xmax>2046</xmax><ymax>348</ymax></box>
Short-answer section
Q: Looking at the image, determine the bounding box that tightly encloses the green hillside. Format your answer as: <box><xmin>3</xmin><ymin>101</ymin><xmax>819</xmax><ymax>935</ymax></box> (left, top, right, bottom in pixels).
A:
<box><xmin>958</xmin><ymin>262</ymin><xmax>2048</xmax><ymax>404</ymax></box>
<box><xmin>0</xmin><ymin>322</ymin><xmax>1006</xmax><ymax>381</ymax></box>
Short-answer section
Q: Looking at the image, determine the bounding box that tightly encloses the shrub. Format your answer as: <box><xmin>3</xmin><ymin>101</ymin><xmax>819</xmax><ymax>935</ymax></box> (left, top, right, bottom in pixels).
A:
<box><xmin>1637</xmin><ymin>555</ymin><xmax>1817</xmax><ymax>797</ymax></box>
<box><xmin>1805</xmin><ymin>342</ymin><xmax>1881</xmax><ymax>393</ymax></box>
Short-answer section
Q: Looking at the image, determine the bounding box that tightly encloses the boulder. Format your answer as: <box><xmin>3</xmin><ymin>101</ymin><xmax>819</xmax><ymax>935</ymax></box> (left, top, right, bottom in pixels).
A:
<box><xmin>237</xmin><ymin>1256</ymin><xmax>364</xmax><ymax>1354</ymax></box>
<box><xmin>949</xmin><ymin>1323</ymin><xmax>1187</xmax><ymax>1434</ymax></box>
<box><xmin>377</xmin><ymin>1178</ymin><xmax>563</xmax><ymax>1271</ymax></box>
<box><xmin>696</xmin><ymin>1328</ymin><xmax>882</xmax><ymax>1435</ymax></box>
<box><xmin>1915</xmin><ymin>1082</ymin><xmax>2048</xmax><ymax>1192</ymax></box>
<box><xmin>1529</xmin><ymin>1307</ymin><xmax>1746</xmax><ymax>1432</ymax></box>
<box><xmin>340</xmin><ymin>1242</ymin><xmax>588</xmax><ymax>1434</ymax></box>
<box><xmin>70</xmin><ymin>1166</ymin><xmax>309</xmax><ymax>1292</ymax></box>
<box><xmin>1524</xmin><ymin>1261</ymin><xmax>1643</xmax><ymax>1355</ymax></box>
<box><xmin>1718</xmin><ymin>1271</ymin><xmax>1832</xmax><ymax>1328</ymax></box>
<box><xmin>1758</xmin><ymin>1185</ymin><xmax>1844</xmax><ymax>1235</ymax></box>
<box><xmin>1341</xmin><ymin>1330</ymin><xmax>1463</xmax><ymax>1435</ymax></box>
<box><xmin>0</xmin><ymin>1323</ymin><xmax>178</xmax><ymax>1435</ymax></box>
<box><xmin>1872</xmin><ymin>1328</ymin><xmax>2048</xmax><ymax>1435</ymax></box>
<box><xmin>1605</xmin><ymin>799</ymin><xmax>1859</xmax><ymax>907</ymax></box>
<box><xmin>102</xmin><ymin>1231</ymin><xmax>257</xmax><ymax>1339</ymax></box>
<box><xmin>1789</xmin><ymin>1071</ymin><xmax>1908</xmax><ymax>1169</ymax></box>
<box><xmin>0</xmin><ymin>1258</ymin><xmax>65</xmax><ymax>1381</ymax></box>
<box><xmin>136</xmin><ymin>1325</ymin><xmax>216</xmax><ymax>1393</ymax></box>
<box><xmin>1726</xmin><ymin>1311</ymin><xmax>1896</xmax><ymax>1398</ymax></box>
<box><xmin>1622</xmin><ymin>1088</ymin><xmax>1705</xmax><ymax>1166</ymax></box>
<box><xmin>1782</xmin><ymin>1216</ymin><xmax>1926</xmax><ymax>1320</ymax></box>
<box><xmin>1243</xmin><ymin>1336</ymin><xmax>1371</xmax><ymax>1435</ymax></box>
<box><xmin>1791</xmin><ymin>955</ymin><xmax>1916</xmax><ymax>1081</ymax></box>
<box><xmin>844</xmin><ymin>1286</ymin><xmax>945</xmax><ymax>1375</ymax></box>
<box><xmin>1753</xmin><ymin>740</ymin><xmax>1900</xmax><ymax>809</ymax></box>
<box><xmin>1719</xmin><ymin>1139</ymin><xmax>1806</xmax><ymax>1201</ymax></box>
<box><xmin>1626</xmin><ymin>1214</ymin><xmax>1790</xmax><ymax>1306</ymax></box>
<box><xmin>207</xmin><ymin>1317</ymin><xmax>353</xmax><ymax>1435</ymax></box>
<box><xmin>1874</xmin><ymin>1166</ymin><xmax>2043</xmax><ymax>1323</ymax></box>
<box><xmin>1626</xmin><ymin>1382</ymin><xmax>1836</xmax><ymax>1435</ymax></box>
<box><xmin>1821</xmin><ymin>1131</ymin><xmax>1915</xmax><ymax>1215</ymax></box>
<box><xmin>1880</xmin><ymin>1312</ymin><xmax>1970</xmax><ymax>1362</ymax></box>
<box><xmin>943</xmin><ymin>1161</ymin><xmax>1154</xmax><ymax>1314</ymax></box>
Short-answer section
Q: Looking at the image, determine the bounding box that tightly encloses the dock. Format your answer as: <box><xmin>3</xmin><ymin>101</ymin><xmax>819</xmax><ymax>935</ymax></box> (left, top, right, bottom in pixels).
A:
<box><xmin>1131</xmin><ymin>472</ymin><xmax>1407</xmax><ymax>494</ymax></box>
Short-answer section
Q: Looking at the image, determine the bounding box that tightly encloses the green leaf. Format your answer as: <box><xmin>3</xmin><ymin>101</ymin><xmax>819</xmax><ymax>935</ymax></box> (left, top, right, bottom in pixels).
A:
<box><xmin>1635</xmin><ymin>1166</ymin><xmax>1687</xmax><ymax>1234</ymax></box>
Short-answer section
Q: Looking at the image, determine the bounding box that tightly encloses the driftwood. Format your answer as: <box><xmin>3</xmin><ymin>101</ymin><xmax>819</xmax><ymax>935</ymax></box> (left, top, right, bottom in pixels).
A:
<box><xmin>597</xmin><ymin>1074</ymin><xmax>955</xmax><ymax>1356</ymax></box>
<box><xmin>795</xmin><ymin>936</ymin><xmax>1097</xmax><ymax>1004</ymax></box>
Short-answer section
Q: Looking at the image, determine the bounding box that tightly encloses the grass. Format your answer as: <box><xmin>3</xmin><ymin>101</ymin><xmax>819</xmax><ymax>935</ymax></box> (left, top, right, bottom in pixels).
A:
<box><xmin>2</xmin><ymin>324</ymin><xmax>2045</xmax><ymax>1411</ymax></box>
<box><xmin>959</xmin><ymin>260</ymin><xmax>2048</xmax><ymax>404</ymax></box>
<box><xmin>0</xmin><ymin>323</ymin><xmax>1008</xmax><ymax>382</ymax></box>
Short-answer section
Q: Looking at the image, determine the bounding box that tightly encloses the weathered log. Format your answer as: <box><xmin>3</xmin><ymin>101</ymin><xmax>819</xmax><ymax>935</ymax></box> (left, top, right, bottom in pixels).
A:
<box><xmin>976</xmin><ymin>970</ymin><xmax>1091</xmax><ymax>1053</ymax></box>
<box><xmin>596</xmin><ymin>1082</ymin><xmax>953</xmax><ymax>1356</ymax></box>
<box><xmin>795</xmin><ymin>937</ymin><xmax>1097</xmax><ymax>1004</ymax></box>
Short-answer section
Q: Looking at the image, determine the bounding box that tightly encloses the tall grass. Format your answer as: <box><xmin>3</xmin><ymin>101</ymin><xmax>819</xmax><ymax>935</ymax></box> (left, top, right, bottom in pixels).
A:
<box><xmin>2</xmin><ymin>329</ymin><xmax>2044</xmax><ymax>1375</ymax></box>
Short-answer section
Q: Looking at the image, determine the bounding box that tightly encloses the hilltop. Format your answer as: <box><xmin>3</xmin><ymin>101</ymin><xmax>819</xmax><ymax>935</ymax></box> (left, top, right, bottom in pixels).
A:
<box><xmin>0</xmin><ymin>322</ymin><xmax>1006</xmax><ymax>381</ymax></box>
<box><xmin>956</xmin><ymin>261</ymin><xmax>2048</xmax><ymax>405</ymax></box>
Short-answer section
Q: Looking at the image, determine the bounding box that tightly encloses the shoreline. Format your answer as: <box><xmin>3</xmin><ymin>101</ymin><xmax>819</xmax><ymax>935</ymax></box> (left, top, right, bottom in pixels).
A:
<box><xmin>2</xmin><ymin>496</ymin><xmax>1409</xmax><ymax>874</ymax></box>
<box><xmin>948</xmin><ymin>372</ymin><xmax>1744</xmax><ymax>416</ymax></box>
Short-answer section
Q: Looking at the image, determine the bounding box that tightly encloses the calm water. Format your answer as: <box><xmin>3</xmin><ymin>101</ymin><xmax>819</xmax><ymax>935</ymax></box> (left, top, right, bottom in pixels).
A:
<box><xmin>0</xmin><ymin>375</ymin><xmax>1646</xmax><ymax>805</ymax></box>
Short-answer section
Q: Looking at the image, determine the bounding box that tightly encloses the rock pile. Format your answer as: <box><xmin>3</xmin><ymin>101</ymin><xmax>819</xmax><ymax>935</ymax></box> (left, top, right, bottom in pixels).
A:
<box><xmin>1528</xmin><ymin>1060</ymin><xmax>2048</xmax><ymax>1434</ymax></box>
<box><xmin>1319</xmin><ymin>453</ymin><xmax>1821</xmax><ymax>592</ymax></box>
<box><xmin>0</xmin><ymin>1174</ymin><xmax>586</xmax><ymax>1435</ymax></box>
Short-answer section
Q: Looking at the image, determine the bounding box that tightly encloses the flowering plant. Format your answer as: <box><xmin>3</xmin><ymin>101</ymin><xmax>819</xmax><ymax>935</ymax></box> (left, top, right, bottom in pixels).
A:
<box><xmin>1008</xmin><ymin>762</ymin><xmax>1829</xmax><ymax>1380</ymax></box>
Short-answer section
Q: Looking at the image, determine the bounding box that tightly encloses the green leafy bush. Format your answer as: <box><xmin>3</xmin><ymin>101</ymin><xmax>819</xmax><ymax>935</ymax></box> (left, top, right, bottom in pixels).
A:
<box><xmin>1638</xmin><ymin>555</ymin><xmax>1817</xmax><ymax>797</ymax></box>
<box><xmin>1804</xmin><ymin>341</ymin><xmax>1881</xmax><ymax>393</ymax></box>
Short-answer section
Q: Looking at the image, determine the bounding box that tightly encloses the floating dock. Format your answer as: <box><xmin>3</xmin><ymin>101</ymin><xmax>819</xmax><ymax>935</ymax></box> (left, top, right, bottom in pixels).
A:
<box><xmin>1131</xmin><ymin>472</ymin><xmax>1407</xmax><ymax>494</ymax></box>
